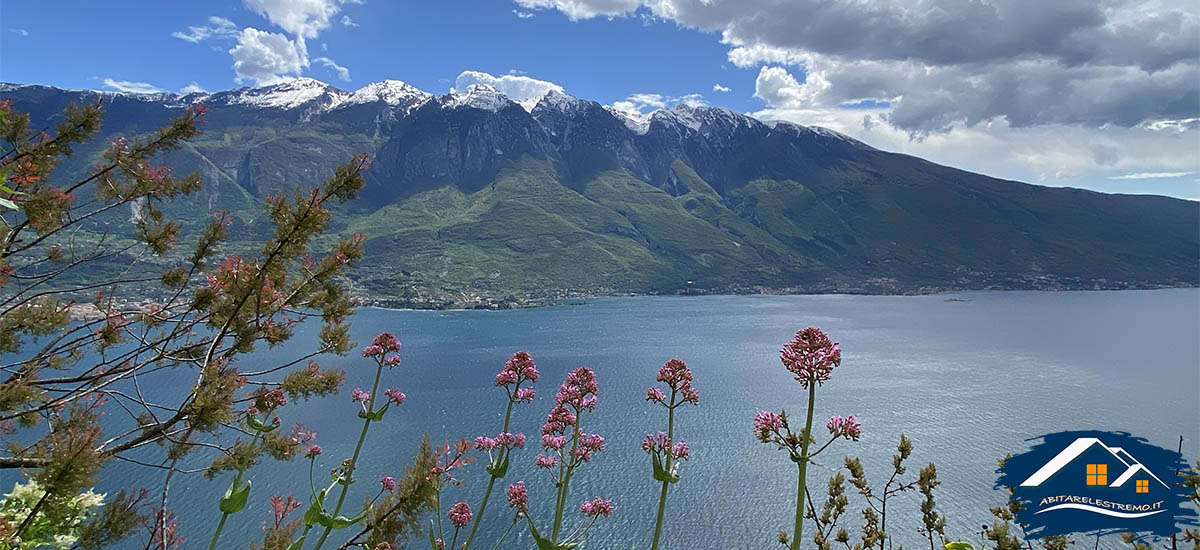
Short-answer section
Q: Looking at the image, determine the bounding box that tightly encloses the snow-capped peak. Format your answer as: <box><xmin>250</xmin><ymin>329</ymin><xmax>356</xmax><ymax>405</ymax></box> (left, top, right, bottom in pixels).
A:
<box><xmin>218</xmin><ymin>77</ymin><xmax>349</xmax><ymax>110</ymax></box>
<box><xmin>534</xmin><ymin>90</ymin><xmax>588</xmax><ymax>114</ymax></box>
<box><xmin>443</xmin><ymin>84</ymin><xmax>515</xmax><ymax>112</ymax></box>
<box><xmin>346</xmin><ymin>80</ymin><xmax>431</xmax><ymax>109</ymax></box>
<box><xmin>605</xmin><ymin>106</ymin><xmax>651</xmax><ymax>134</ymax></box>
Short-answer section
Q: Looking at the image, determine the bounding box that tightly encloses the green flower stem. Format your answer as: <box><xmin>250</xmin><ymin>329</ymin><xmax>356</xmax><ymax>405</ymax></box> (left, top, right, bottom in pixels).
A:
<box><xmin>208</xmin><ymin>427</ymin><xmax>263</xmax><ymax>550</ymax></box>
<box><xmin>791</xmin><ymin>382</ymin><xmax>817</xmax><ymax>550</ymax></box>
<box><xmin>550</xmin><ymin>411</ymin><xmax>581</xmax><ymax>541</ymax></box>
<box><xmin>463</xmin><ymin>395</ymin><xmax>516</xmax><ymax>549</ymax></box>
<box><xmin>489</xmin><ymin>516</ymin><xmax>519</xmax><ymax>550</ymax></box>
<box><xmin>313</xmin><ymin>359</ymin><xmax>385</xmax><ymax>550</ymax></box>
<box><xmin>650</xmin><ymin>389</ymin><xmax>678</xmax><ymax>550</ymax></box>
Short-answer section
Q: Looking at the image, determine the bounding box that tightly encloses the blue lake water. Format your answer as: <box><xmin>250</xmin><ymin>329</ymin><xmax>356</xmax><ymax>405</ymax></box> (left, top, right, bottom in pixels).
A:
<box><xmin>8</xmin><ymin>290</ymin><xmax>1199</xmax><ymax>549</ymax></box>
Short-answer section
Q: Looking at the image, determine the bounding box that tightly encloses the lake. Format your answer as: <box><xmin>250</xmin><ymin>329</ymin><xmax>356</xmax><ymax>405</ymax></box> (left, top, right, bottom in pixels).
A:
<box><xmin>13</xmin><ymin>289</ymin><xmax>1200</xmax><ymax>549</ymax></box>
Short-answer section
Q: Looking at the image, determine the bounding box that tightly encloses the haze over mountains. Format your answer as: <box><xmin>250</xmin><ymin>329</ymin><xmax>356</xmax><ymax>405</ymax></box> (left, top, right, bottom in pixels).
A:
<box><xmin>3</xmin><ymin>78</ymin><xmax>1196</xmax><ymax>306</ymax></box>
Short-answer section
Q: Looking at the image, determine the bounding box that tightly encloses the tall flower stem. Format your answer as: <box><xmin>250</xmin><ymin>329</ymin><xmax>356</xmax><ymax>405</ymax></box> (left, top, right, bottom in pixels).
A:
<box><xmin>650</xmin><ymin>390</ymin><xmax>677</xmax><ymax>550</ymax></box>
<box><xmin>208</xmin><ymin>427</ymin><xmax>263</xmax><ymax>550</ymax></box>
<box><xmin>313</xmin><ymin>359</ymin><xmax>384</xmax><ymax>550</ymax></box>
<box><xmin>550</xmin><ymin>411</ymin><xmax>581</xmax><ymax>541</ymax></box>
<box><xmin>462</xmin><ymin>397</ymin><xmax>515</xmax><ymax>549</ymax></box>
<box><xmin>791</xmin><ymin>382</ymin><xmax>817</xmax><ymax>550</ymax></box>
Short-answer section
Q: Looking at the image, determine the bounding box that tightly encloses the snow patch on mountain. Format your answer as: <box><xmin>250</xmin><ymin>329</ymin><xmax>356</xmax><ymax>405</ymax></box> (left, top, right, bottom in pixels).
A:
<box><xmin>605</xmin><ymin>106</ymin><xmax>651</xmax><ymax>134</ymax></box>
<box><xmin>443</xmin><ymin>84</ymin><xmax>516</xmax><ymax>112</ymax></box>
<box><xmin>345</xmin><ymin>80</ymin><xmax>431</xmax><ymax>111</ymax></box>
<box><xmin>217</xmin><ymin>78</ymin><xmax>349</xmax><ymax>110</ymax></box>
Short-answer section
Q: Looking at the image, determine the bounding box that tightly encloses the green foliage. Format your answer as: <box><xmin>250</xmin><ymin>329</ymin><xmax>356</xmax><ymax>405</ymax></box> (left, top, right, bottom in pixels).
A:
<box><xmin>0</xmin><ymin>478</ymin><xmax>105</xmax><ymax>549</ymax></box>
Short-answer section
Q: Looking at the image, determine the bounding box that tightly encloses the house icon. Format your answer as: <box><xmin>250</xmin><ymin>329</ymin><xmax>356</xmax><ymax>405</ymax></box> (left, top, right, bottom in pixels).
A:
<box><xmin>1020</xmin><ymin>437</ymin><xmax>1169</xmax><ymax>494</ymax></box>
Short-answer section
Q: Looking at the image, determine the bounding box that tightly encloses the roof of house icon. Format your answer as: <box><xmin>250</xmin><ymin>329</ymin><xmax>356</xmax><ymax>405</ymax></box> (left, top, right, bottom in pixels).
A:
<box><xmin>1019</xmin><ymin>437</ymin><xmax>1169</xmax><ymax>489</ymax></box>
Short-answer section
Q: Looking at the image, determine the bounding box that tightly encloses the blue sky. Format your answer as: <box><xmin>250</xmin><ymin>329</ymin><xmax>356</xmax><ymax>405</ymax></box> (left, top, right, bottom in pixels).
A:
<box><xmin>2</xmin><ymin>0</ymin><xmax>1197</xmax><ymax>199</ymax></box>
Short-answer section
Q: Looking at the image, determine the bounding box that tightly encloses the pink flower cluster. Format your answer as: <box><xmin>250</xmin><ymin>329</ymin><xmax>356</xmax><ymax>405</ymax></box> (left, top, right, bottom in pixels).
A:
<box><xmin>253</xmin><ymin>388</ymin><xmax>287</xmax><ymax>412</ymax></box>
<box><xmin>380</xmin><ymin>475</ymin><xmax>395</xmax><ymax>492</ymax></box>
<box><xmin>641</xmin><ymin>432</ymin><xmax>690</xmax><ymax>460</ymax></box>
<box><xmin>474</xmin><ymin>432</ymin><xmax>527</xmax><ymax>451</ymax></box>
<box><xmin>826</xmin><ymin>415</ymin><xmax>862</xmax><ymax>441</ymax></box>
<box><xmin>753</xmin><ymin>410</ymin><xmax>785</xmax><ymax>443</ymax></box>
<box><xmin>494</xmin><ymin>352</ymin><xmax>540</xmax><ymax>403</ymax></box>
<box><xmin>448</xmin><ymin>501</ymin><xmax>472</xmax><ymax>528</ymax></box>
<box><xmin>384</xmin><ymin>387</ymin><xmax>405</xmax><ymax>406</ymax></box>
<box><xmin>779</xmin><ymin>327</ymin><xmax>842</xmax><ymax>387</ymax></box>
<box><xmin>304</xmin><ymin>444</ymin><xmax>322</xmax><ymax>458</ymax></box>
<box><xmin>363</xmin><ymin>332</ymin><xmax>402</xmax><ymax>361</ymax></box>
<box><xmin>647</xmin><ymin>359</ymin><xmax>699</xmax><ymax>405</ymax></box>
<box><xmin>534</xmin><ymin>454</ymin><xmax>558</xmax><ymax>469</ymax></box>
<box><xmin>575</xmin><ymin>433</ymin><xmax>605</xmax><ymax>462</ymax></box>
<box><xmin>506</xmin><ymin>481</ymin><xmax>528</xmax><ymax>511</ymax></box>
<box><xmin>579</xmin><ymin>497</ymin><xmax>613</xmax><ymax>518</ymax></box>
<box><xmin>555</xmin><ymin>367</ymin><xmax>598</xmax><ymax>411</ymax></box>
<box><xmin>351</xmin><ymin>388</ymin><xmax>371</xmax><ymax>404</ymax></box>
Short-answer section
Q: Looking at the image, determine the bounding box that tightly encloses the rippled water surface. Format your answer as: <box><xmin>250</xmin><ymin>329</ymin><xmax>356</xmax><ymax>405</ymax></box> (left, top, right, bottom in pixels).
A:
<box><xmin>19</xmin><ymin>290</ymin><xmax>1200</xmax><ymax>549</ymax></box>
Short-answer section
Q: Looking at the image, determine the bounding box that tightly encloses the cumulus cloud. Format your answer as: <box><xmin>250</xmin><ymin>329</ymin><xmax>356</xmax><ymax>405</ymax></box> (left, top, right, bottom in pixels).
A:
<box><xmin>341</xmin><ymin>15</ymin><xmax>358</xmax><ymax>27</ymax></box>
<box><xmin>513</xmin><ymin>9</ymin><xmax>535</xmax><ymax>18</ymax></box>
<box><xmin>229</xmin><ymin>27</ymin><xmax>306</xmax><ymax>85</ymax></box>
<box><xmin>172</xmin><ymin>16</ymin><xmax>239</xmax><ymax>43</ymax></box>
<box><xmin>102</xmin><ymin>79</ymin><xmax>166</xmax><ymax>94</ymax></box>
<box><xmin>243</xmin><ymin>0</ymin><xmax>351</xmax><ymax>39</ymax></box>
<box><xmin>453</xmin><ymin>70</ymin><xmax>564</xmax><ymax>102</ymax></box>
<box><xmin>314</xmin><ymin>56</ymin><xmax>351</xmax><ymax>81</ymax></box>
<box><xmin>512</xmin><ymin>0</ymin><xmax>1199</xmax><ymax>135</ymax></box>
<box><xmin>181</xmin><ymin>81</ymin><xmax>208</xmax><ymax>94</ymax></box>
<box><xmin>712</xmin><ymin>83</ymin><xmax>730</xmax><ymax>93</ymax></box>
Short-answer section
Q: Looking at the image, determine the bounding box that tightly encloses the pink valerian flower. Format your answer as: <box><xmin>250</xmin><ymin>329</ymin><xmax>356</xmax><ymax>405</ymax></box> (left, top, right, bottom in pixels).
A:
<box><xmin>541</xmin><ymin>434</ymin><xmax>567</xmax><ymax>451</ymax></box>
<box><xmin>495</xmin><ymin>351</ymin><xmax>540</xmax><ymax>391</ymax></box>
<box><xmin>580</xmin><ymin>498</ymin><xmax>614</xmax><ymax>518</ymax></box>
<box><xmin>254</xmin><ymin>388</ymin><xmax>288</xmax><ymax>412</ymax></box>
<box><xmin>780</xmin><ymin>327</ymin><xmax>842</xmax><ymax>387</ymax></box>
<box><xmin>380</xmin><ymin>476</ymin><xmax>396</xmax><ymax>492</ymax></box>
<box><xmin>475</xmin><ymin>436</ymin><xmax>500</xmax><ymax>452</ymax></box>
<box><xmin>827</xmin><ymin>415</ymin><xmax>862</xmax><ymax>441</ymax></box>
<box><xmin>448</xmin><ymin>502</ymin><xmax>472</xmax><ymax>528</ymax></box>
<box><xmin>575</xmin><ymin>433</ymin><xmax>606</xmax><ymax>462</ymax></box>
<box><xmin>506</xmin><ymin>481</ymin><xmax>528</xmax><ymax>511</ymax></box>
<box><xmin>305</xmin><ymin>444</ymin><xmax>322</xmax><ymax>458</ymax></box>
<box><xmin>384</xmin><ymin>388</ymin><xmax>405</xmax><ymax>406</ymax></box>
<box><xmin>753</xmin><ymin>410</ymin><xmax>785</xmax><ymax>442</ymax></box>
<box><xmin>351</xmin><ymin>388</ymin><xmax>371</xmax><ymax>404</ymax></box>
<box><xmin>497</xmin><ymin>432</ymin><xmax>526</xmax><ymax>449</ymax></box>
<box><xmin>535</xmin><ymin>454</ymin><xmax>558</xmax><ymax>469</ymax></box>
<box><xmin>645</xmin><ymin>387</ymin><xmax>666</xmax><ymax>403</ymax></box>
<box><xmin>362</xmin><ymin>345</ymin><xmax>383</xmax><ymax>358</ymax></box>
<box><xmin>542</xmin><ymin>406</ymin><xmax>577</xmax><ymax>435</ymax></box>
<box><xmin>642</xmin><ymin>432</ymin><xmax>670</xmax><ymax>454</ymax></box>
<box><xmin>383</xmin><ymin>353</ymin><xmax>401</xmax><ymax>367</ymax></box>
<box><xmin>555</xmin><ymin>367</ymin><xmax>598</xmax><ymax>409</ymax></box>
<box><xmin>514</xmin><ymin>387</ymin><xmax>536</xmax><ymax>402</ymax></box>
<box><xmin>372</xmin><ymin>332</ymin><xmax>402</xmax><ymax>353</ymax></box>
<box><xmin>434</xmin><ymin>539</ymin><xmax>445</xmax><ymax>550</ymax></box>
<box><xmin>671</xmin><ymin>441</ymin><xmax>690</xmax><ymax>460</ymax></box>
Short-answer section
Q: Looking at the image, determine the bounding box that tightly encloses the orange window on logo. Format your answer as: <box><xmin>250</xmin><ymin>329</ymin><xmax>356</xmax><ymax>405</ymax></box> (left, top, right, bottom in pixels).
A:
<box><xmin>1136</xmin><ymin>479</ymin><xmax>1149</xmax><ymax>493</ymax></box>
<box><xmin>1086</xmin><ymin>464</ymin><xmax>1108</xmax><ymax>485</ymax></box>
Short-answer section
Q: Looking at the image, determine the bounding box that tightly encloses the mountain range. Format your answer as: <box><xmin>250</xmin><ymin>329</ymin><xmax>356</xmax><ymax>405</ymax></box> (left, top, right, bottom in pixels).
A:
<box><xmin>2</xmin><ymin>78</ymin><xmax>1196</xmax><ymax>307</ymax></box>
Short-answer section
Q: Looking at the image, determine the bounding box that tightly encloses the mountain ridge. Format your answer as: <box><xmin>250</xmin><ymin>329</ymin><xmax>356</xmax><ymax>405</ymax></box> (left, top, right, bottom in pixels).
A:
<box><xmin>2</xmin><ymin>79</ymin><xmax>1196</xmax><ymax>308</ymax></box>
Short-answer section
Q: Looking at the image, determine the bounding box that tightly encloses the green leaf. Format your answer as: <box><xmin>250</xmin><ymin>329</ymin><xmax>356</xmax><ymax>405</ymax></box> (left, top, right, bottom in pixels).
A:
<box><xmin>651</xmin><ymin>452</ymin><xmax>680</xmax><ymax>484</ymax></box>
<box><xmin>0</xmin><ymin>196</ymin><xmax>17</xmax><ymax>211</ymax></box>
<box><xmin>303</xmin><ymin>488</ymin><xmax>329</xmax><ymax>527</ymax></box>
<box><xmin>219</xmin><ymin>479</ymin><xmax>251</xmax><ymax>514</ymax></box>
<box><xmin>946</xmin><ymin>542</ymin><xmax>975</xmax><ymax>550</ymax></box>
<box><xmin>246</xmin><ymin>415</ymin><xmax>280</xmax><ymax>433</ymax></box>
<box><xmin>357</xmin><ymin>402</ymin><xmax>390</xmax><ymax>422</ymax></box>
<box><xmin>287</xmin><ymin>537</ymin><xmax>306</xmax><ymax>550</ymax></box>
<box><xmin>486</xmin><ymin>452</ymin><xmax>510</xmax><ymax>478</ymax></box>
<box><xmin>428</xmin><ymin>520</ymin><xmax>439</xmax><ymax>549</ymax></box>
<box><xmin>327</xmin><ymin>510</ymin><xmax>366</xmax><ymax>530</ymax></box>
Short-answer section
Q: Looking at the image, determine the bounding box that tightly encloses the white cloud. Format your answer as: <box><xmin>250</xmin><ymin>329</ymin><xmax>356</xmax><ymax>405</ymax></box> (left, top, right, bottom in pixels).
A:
<box><xmin>712</xmin><ymin>83</ymin><xmax>731</xmax><ymax>93</ymax></box>
<box><xmin>229</xmin><ymin>27</ymin><xmax>306</xmax><ymax>85</ymax></box>
<box><xmin>452</xmin><ymin>70</ymin><xmax>564</xmax><ymax>102</ymax></box>
<box><xmin>181</xmin><ymin>81</ymin><xmax>208</xmax><ymax>94</ymax></box>
<box><xmin>1108</xmin><ymin>172</ymin><xmax>1193</xmax><ymax>180</ymax></box>
<box><xmin>610</xmin><ymin>92</ymin><xmax>706</xmax><ymax>113</ymax></box>
<box><xmin>512</xmin><ymin>9</ymin><xmax>535</xmax><ymax>18</ymax></box>
<box><xmin>243</xmin><ymin>0</ymin><xmax>351</xmax><ymax>39</ymax></box>
<box><xmin>314</xmin><ymin>56</ymin><xmax>351</xmax><ymax>81</ymax></box>
<box><xmin>102</xmin><ymin>78</ymin><xmax>166</xmax><ymax>94</ymax></box>
<box><xmin>341</xmin><ymin>15</ymin><xmax>358</xmax><ymax>27</ymax></box>
<box><xmin>513</xmin><ymin>0</ymin><xmax>639</xmax><ymax>20</ymax></box>
<box><xmin>172</xmin><ymin>16</ymin><xmax>238</xmax><ymax>43</ymax></box>
<box><xmin>9</xmin><ymin>28</ymin><xmax>29</xmax><ymax>37</ymax></box>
